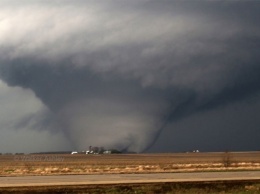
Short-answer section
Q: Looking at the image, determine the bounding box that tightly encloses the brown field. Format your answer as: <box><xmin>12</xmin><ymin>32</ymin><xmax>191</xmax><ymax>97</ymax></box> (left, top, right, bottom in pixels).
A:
<box><xmin>1</xmin><ymin>152</ymin><xmax>260</xmax><ymax>176</ymax></box>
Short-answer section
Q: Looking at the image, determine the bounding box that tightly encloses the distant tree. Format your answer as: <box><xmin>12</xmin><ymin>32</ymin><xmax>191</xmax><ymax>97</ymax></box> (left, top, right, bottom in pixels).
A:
<box><xmin>110</xmin><ymin>149</ymin><xmax>122</xmax><ymax>154</ymax></box>
<box><xmin>222</xmin><ymin>151</ymin><xmax>232</xmax><ymax>167</ymax></box>
<box><xmin>15</xmin><ymin>153</ymin><xmax>24</xmax><ymax>155</ymax></box>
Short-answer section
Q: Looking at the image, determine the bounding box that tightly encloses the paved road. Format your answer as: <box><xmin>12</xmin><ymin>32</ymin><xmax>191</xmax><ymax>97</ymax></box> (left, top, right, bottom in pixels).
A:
<box><xmin>1</xmin><ymin>171</ymin><xmax>260</xmax><ymax>187</ymax></box>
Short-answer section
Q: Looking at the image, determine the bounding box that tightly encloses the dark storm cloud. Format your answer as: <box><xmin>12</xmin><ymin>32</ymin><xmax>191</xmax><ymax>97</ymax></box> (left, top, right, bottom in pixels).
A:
<box><xmin>0</xmin><ymin>0</ymin><xmax>260</xmax><ymax>152</ymax></box>
<box><xmin>0</xmin><ymin>58</ymin><xmax>170</xmax><ymax>151</ymax></box>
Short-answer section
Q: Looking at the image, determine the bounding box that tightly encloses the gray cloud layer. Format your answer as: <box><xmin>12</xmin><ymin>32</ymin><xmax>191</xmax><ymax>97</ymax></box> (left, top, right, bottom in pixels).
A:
<box><xmin>0</xmin><ymin>0</ymin><xmax>260</xmax><ymax>152</ymax></box>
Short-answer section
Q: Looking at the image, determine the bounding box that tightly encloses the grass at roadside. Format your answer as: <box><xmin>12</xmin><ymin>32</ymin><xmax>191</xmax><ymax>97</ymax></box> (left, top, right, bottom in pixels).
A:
<box><xmin>1</xmin><ymin>181</ymin><xmax>260</xmax><ymax>193</ymax></box>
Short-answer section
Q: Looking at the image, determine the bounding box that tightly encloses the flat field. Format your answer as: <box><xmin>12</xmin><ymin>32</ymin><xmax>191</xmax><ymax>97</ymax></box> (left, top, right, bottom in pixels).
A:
<box><xmin>1</xmin><ymin>152</ymin><xmax>260</xmax><ymax>176</ymax></box>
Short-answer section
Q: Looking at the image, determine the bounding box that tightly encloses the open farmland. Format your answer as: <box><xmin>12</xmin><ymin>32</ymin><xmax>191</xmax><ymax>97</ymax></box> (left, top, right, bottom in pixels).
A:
<box><xmin>1</xmin><ymin>152</ymin><xmax>260</xmax><ymax>176</ymax></box>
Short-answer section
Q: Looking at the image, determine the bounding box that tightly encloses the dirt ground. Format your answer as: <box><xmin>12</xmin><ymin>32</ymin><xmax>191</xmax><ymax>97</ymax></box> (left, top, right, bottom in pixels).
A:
<box><xmin>1</xmin><ymin>152</ymin><xmax>260</xmax><ymax>176</ymax></box>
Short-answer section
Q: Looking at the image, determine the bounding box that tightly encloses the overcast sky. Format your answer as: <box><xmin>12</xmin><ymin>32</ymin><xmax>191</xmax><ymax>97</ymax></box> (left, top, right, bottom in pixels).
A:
<box><xmin>0</xmin><ymin>0</ymin><xmax>260</xmax><ymax>153</ymax></box>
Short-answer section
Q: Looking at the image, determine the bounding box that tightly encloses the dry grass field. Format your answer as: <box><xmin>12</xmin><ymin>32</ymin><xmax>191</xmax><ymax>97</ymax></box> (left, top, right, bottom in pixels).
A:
<box><xmin>1</xmin><ymin>152</ymin><xmax>260</xmax><ymax>176</ymax></box>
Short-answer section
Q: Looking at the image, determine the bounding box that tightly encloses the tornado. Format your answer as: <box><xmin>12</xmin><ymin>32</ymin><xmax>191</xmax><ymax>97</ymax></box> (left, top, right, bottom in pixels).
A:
<box><xmin>0</xmin><ymin>0</ymin><xmax>260</xmax><ymax>153</ymax></box>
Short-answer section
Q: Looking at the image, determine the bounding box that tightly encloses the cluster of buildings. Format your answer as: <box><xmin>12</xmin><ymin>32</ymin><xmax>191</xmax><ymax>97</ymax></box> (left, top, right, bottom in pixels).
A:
<box><xmin>71</xmin><ymin>146</ymin><xmax>121</xmax><ymax>154</ymax></box>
